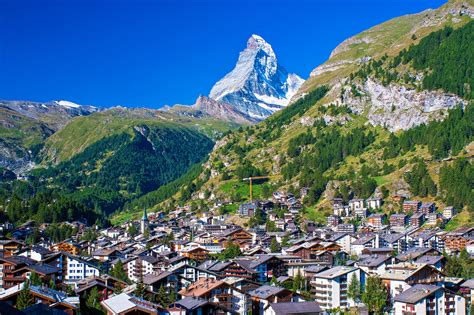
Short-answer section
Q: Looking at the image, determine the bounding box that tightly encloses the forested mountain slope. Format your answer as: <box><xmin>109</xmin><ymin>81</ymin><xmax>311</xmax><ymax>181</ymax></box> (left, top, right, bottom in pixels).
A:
<box><xmin>0</xmin><ymin>100</ymin><xmax>97</xmax><ymax>173</ymax></box>
<box><xmin>0</xmin><ymin>107</ymin><xmax>236</xmax><ymax>225</ymax></box>
<box><xmin>119</xmin><ymin>0</ymin><xmax>474</xmax><ymax>225</ymax></box>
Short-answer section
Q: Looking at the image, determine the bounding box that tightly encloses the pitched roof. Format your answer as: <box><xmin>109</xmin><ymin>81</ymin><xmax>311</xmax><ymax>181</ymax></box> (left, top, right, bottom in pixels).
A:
<box><xmin>101</xmin><ymin>293</ymin><xmax>161</xmax><ymax>314</ymax></box>
<box><xmin>175</xmin><ymin>296</ymin><xmax>208</xmax><ymax>310</ymax></box>
<box><xmin>462</xmin><ymin>279</ymin><xmax>474</xmax><ymax>289</ymax></box>
<box><xmin>396</xmin><ymin>247</ymin><xmax>436</xmax><ymax>261</ymax></box>
<box><xmin>270</xmin><ymin>301</ymin><xmax>323</xmax><ymax>314</ymax></box>
<box><xmin>357</xmin><ymin>255</ymin><xmax>391</xmax><ymax>268</ymax></box>
<box><xmin>314</xmin><ymin>266</ymin><xmax>356</xmax><ymax>279</ymax></box>
<box><xmin>178</xmin><ymin>278</ymin><xmax>225</xmax><ymax>297</ymax></box>
<box><xmin>379</xmin><ymin>263</ymin><xmax>437</xmax><ymax>281</ymax></box>
<box><xmin>143</xmin><ymin>271</ymin><xmax>172</xmax><ymax>285</ymax></box>
<box><xmin>22</xmin><ymin>303</ymin><xmax>68</xmax><ymax>315</ymax></box>
<box><xmin>248</xmin><ymin>285</ymin><xmax>288</xmax><ymax>299</ymax></box>
<box><xmin>394</xmin><ymin>284</ymin><xmax>442</xmax><ymax>304</ymax></box>
<box><xmin>415</xmin><ymin>255</ymin><xmax>444</xmax><ymax>265</ymax></box>
<box><xmin>0</xmin><ymin>301</ymin><xmax>25</xmax><ymax>315</ymax></box>
<box><xmin>32</xmin><ymin>245</ymin><xmax>53</xmax><ymax>256</ymax></box>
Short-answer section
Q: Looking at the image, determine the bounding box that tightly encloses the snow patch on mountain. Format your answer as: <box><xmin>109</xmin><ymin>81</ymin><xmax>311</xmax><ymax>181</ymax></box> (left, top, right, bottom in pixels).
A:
<box><xmin>55</xmin><ymin>100</ymin><xmax>81</xmax><ymax>108</ymax></box>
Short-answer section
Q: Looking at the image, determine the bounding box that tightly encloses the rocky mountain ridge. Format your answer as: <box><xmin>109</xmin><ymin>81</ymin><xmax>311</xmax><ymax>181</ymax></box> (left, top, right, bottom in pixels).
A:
<box><xmin>168</xmin><ymin>35</ymin><xmax>304</xmax><ymax>122</ymax></box>
<box><xmin>209</xmin><ymin>34</ymin><xmax>304</xmax><ymax>120</ymax></box>
<box><xmin>0</xmin><ymin>100</ymin><xmax>98</xmax><ymax>173</ymax></box>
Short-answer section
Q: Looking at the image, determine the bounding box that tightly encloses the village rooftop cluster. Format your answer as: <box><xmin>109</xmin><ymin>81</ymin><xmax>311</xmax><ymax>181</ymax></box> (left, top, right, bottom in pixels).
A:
<box><xmin>0</xmin><ymin>190</ymin><xmax>472</xmax><ymax>315</ymax></box>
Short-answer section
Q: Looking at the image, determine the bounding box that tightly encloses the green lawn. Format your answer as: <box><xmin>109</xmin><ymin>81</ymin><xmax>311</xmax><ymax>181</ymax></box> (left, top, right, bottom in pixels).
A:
<box><xmin>111</xmin><ymin>211</ymin><xmax>137</xmax><ymax>226</ymax></box>
<box><xmin>444</xmin><ymin>211</ymin><xmax>473</xmax><ymax>231</ymax></box>
<box><xmin>373</xmin><ymin>175</ymin><xmax>390</xmax><ymax>186</ymax></box>
<box><xmin>221</xmin><ymin>203</ymin><xmax>239</xmax><ymax>214</ymax></box>
<box><xmin>219</xmin><ymin>179</ymin><xmax>269</xmax><ymax>202</ymax></box>
<box><xmin>303</xmin><ymin>206</ymin><xmax>331</xmax><ymax>224</ymax></box>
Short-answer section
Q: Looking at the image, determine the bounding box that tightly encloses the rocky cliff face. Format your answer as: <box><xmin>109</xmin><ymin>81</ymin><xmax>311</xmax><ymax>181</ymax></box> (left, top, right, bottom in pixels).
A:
<box><xmin>341</xmin><ymin>78</ymin><xmax>467</xmax><ymax>131</ymax></box>
<box><xmin>193</xmin><ymin>96</ymin><xmax>258</xmax><ymax>124</ymax></box>
<box><xmin>296</xmin><ymin>0</ymin><xmax>473</xmax><ymax>131</ymax></box>
<box><xmin>165</xmin><ymin>96</ymin><xmax>258</xmax><ymax>124</ymax></box>
<box><xmin>209</xmin><ymin>35</ymin><xmax>304</xmax><ymax>120</ymax></box>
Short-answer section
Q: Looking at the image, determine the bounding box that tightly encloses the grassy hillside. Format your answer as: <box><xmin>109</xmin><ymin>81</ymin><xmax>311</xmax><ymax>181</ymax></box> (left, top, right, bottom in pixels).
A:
<box><xmin>0</xmin><ymin>107</ymin><xmax>53</xmax><ymax>151</ymax></box>
<box><xmin>298</xmin><ymin>0</ymin><xmax>473</xmax><ymax>97</ymax></box>
<box><xmin>148</xmin><ymin>1</ymin><xmax>474</xmax><ymax>227</ymax></box>
<box><xmin>0</xmin><ymin>107</ymin><xmax>54</xmax><ymax>173</ymax></box>
<box><xmin>0</xmin><ymin>105</ymin><xmax>242</xmax><ymax>224</ymax></box>
<box><xmin>40</xmin><ymin>107</ymin><xmax>236</xmax><ymax>164</ymax></box>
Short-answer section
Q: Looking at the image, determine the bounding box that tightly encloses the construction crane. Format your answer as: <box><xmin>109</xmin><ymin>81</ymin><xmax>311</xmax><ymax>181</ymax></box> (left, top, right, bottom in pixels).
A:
<box><xmin>242</xmin><ymin>175</ymin><xmax>279</xmax><ymax>202</ymax></box>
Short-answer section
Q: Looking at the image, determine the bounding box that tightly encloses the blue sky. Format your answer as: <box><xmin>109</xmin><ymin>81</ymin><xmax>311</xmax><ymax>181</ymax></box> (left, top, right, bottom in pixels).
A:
<box><xmin>0</xmin><ymin>0</ymin><xmax>446</xmax><ymax>108</ymax></box>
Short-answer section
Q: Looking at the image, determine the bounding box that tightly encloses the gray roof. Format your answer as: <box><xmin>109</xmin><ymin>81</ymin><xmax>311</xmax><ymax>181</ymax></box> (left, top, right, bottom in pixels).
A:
<box><xmin>305</xmin><ymin>265</ymin><xmax>328</xmax><ymax>273</ymax></box>
<box><xmin>23</xmin><ymin>303</ymin><xmax>68</xmax><ymax>315</ymax></box>
<box><xmin>357</xmin><ymin>255</ymin><xmax>391</xmax><ymax>268</ymax></box>
<box><xmin>394</xmin><ymin>284</ymin><xmax>442</xmax><ymax>304</ymax></box>
<box><xmin>462</xmin><ymin>279</ymin><xmax>474</xmax><ymax>289</ymax></box>
<box><xmin>352</xmin><ymin>235</ymin><xmax>375</xmax><ymax>245</ymax></box>
<box><xmin>143</xmin><ymin>271</ymin><xmax>172</xmax><ymax>285</ymax></box>
<box><xmin>175</xmin><ymin>296</ymin><xmax>208</xmax><ymax>310</ymax></box>
<box><xmin>381</xmin><ymin>233</ymin><xmax>404</xmax><ymax>243</ymax></box>
<box><xmin>197</xmin><ymin>260</ymin><xmax>232</xmax><ymax>272</ymax></box>
<box><xmin>140</xmin><ymin>256</ymin><xmax>160</xmax><ymax>264</ymax></box>
<box><xmin>270</xmin><ymin>301</ymin><xmax>322</xmax><ymax>314</ymax></box>
<box><xmin>26</xmin><ymin>263</ymin><xmax>59</xmax><ymax>275</ymax></box>
<box><xmin>248</xmin><ymin>285</ymin><xmax>287</xmax><ymax>299</ymax></box>
<box><xmin>32</xmin><ymin>245</ymin><xmax>53</xmax><ymax>256</ymax></box>
<box><xmin>415</xmin><ymin>255</ymin><xmax>444</xmax><ymax>265</ymax></box>
<box><xmin>314</xmin><ymin>266</ymin><xmax>356</xmax><ymax>279</ymax></box>
<box><xmin>396</xmin><ymin>247</ymin><xmax>434</xmax><ymax>261</ymax></box>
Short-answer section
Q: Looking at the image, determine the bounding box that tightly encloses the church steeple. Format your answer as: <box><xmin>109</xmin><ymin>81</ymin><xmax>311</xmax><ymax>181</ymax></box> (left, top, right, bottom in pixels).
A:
<box><xmin>140</xmin><ymin>208</ymin><xmax>149</xmax><ymax>235</ymax></box>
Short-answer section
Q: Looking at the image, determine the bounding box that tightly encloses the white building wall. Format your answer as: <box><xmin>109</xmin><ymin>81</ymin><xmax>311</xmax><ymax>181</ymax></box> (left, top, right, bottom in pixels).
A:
<box><xmin>65</xmin><ymin>257</ymin><xmax>99</xmax><ymax>280</ymax></box>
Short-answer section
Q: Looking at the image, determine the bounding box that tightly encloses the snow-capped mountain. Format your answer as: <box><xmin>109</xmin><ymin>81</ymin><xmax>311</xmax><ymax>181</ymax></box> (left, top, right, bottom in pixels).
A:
<box><xmin>0</xmin><ymin>100</ymin><xmax>98</xmax><ymax>130</ymax></box>
<box><xmin>209</xmin><ymin>34</ymin><xmax>304</xmax><ymax>120</ymax></box>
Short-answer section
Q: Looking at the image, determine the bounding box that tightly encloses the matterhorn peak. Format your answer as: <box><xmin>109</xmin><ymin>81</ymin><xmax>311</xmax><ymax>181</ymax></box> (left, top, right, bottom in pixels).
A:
<box><xmin>209</xmin><ymin>35</ymin><xmax>304</xmax><ymax>120</ymax></box>
<box><xmin>247</xmin><ymin>34</ymin><xmax>275</xmax><ymax>56</ymax></box>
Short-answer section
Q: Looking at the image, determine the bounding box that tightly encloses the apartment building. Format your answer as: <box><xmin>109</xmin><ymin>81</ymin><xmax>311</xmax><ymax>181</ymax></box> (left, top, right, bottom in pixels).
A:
<box><xmin>65</xmin><ymin>256</ymin><xmax>100</xmax><ymax>281</ymax></box>
<box><xmin>311</xmin><ymin>266</ymin><xmax>360</xmax><ymax>310</ymax></box>
<box><xmin>393</xmin><ymin>284</ymin><xmax>465</xmax><ymax>315</ymax></box>
<box><xmin>390</xmin><ymin>214</ymin><xmax>408</xmax><ymax>227</ymax></box>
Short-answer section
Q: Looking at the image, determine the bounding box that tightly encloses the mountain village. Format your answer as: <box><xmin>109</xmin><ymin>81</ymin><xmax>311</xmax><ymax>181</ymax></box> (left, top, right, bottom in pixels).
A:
<box><xmin>0</xmin><ymin>0</ymin><xmax>473</xmax><ymax>314</ymax></box>
<box><xmin>0</xmin><ymin>189</ymin><xmax>472</xmax><ymax>315</ymax></box>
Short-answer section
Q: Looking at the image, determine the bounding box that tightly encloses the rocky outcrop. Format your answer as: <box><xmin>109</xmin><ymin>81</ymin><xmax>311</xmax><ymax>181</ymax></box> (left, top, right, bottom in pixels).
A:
<box><xmin>342</xmin><ymin>78</ymin><xmax>466</xmax><ymax>131</ymax></box>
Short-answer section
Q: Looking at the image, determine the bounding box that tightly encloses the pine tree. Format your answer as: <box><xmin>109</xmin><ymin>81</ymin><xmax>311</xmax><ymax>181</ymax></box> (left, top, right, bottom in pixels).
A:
<box><xmin>168</xmin><ymin>288</ymin><xmax>176</xmax><ymax>304</ymax></box>
<box><xmin>29</xmin><ymin>272</ymin><xmax>42</xmax><ymax>286</ymax></box>
<box><xmin>348</xmin><ymin>273</ymin><xmax>361</xmax><ymax>304</ymax></box>
<box><xmin>270</xmin><ymin>275</ymin><xmax>278</xmax><ymax>285</ymax></box>
<box><xmin>269</xmin><ymin>239</ymin><xmax>281</xmax><ymax>253</ymax></box>
<box><xmin>134</xmin><ymin>262</ymin><xmax>146</xmax><ymax>299</ymax></box>
<box><xmin>218</xmin><ymin>241</ymin><xmax>242</xmax><ymax>260</ymax></box>
<box><xmin>110</xmin><ymin>260</ymin><xmax>129</xmax><ymax>283</ymax></box>
<box><xmin>85</xmin><ymin>287</ymin><xmax>105</xmax><ymax>315</ymax></box>
<box><xmin>362</xmin><ymin>276</ymin><xmax>387</xmax><ymax>314</ymax></box>
<box><xmin>16</xmin><ymin>282</ymin><xmax>34</xmax><ymax>310</ymax></box>
<box><xmin>292</xmin><ymin>270</ymin><xmax>304</xmax><ymax>292</ymax></box>
<box><xmin>156</xmin><ymin>285</ymin><xmax>168</xmax><ymax>307</ymax></box>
